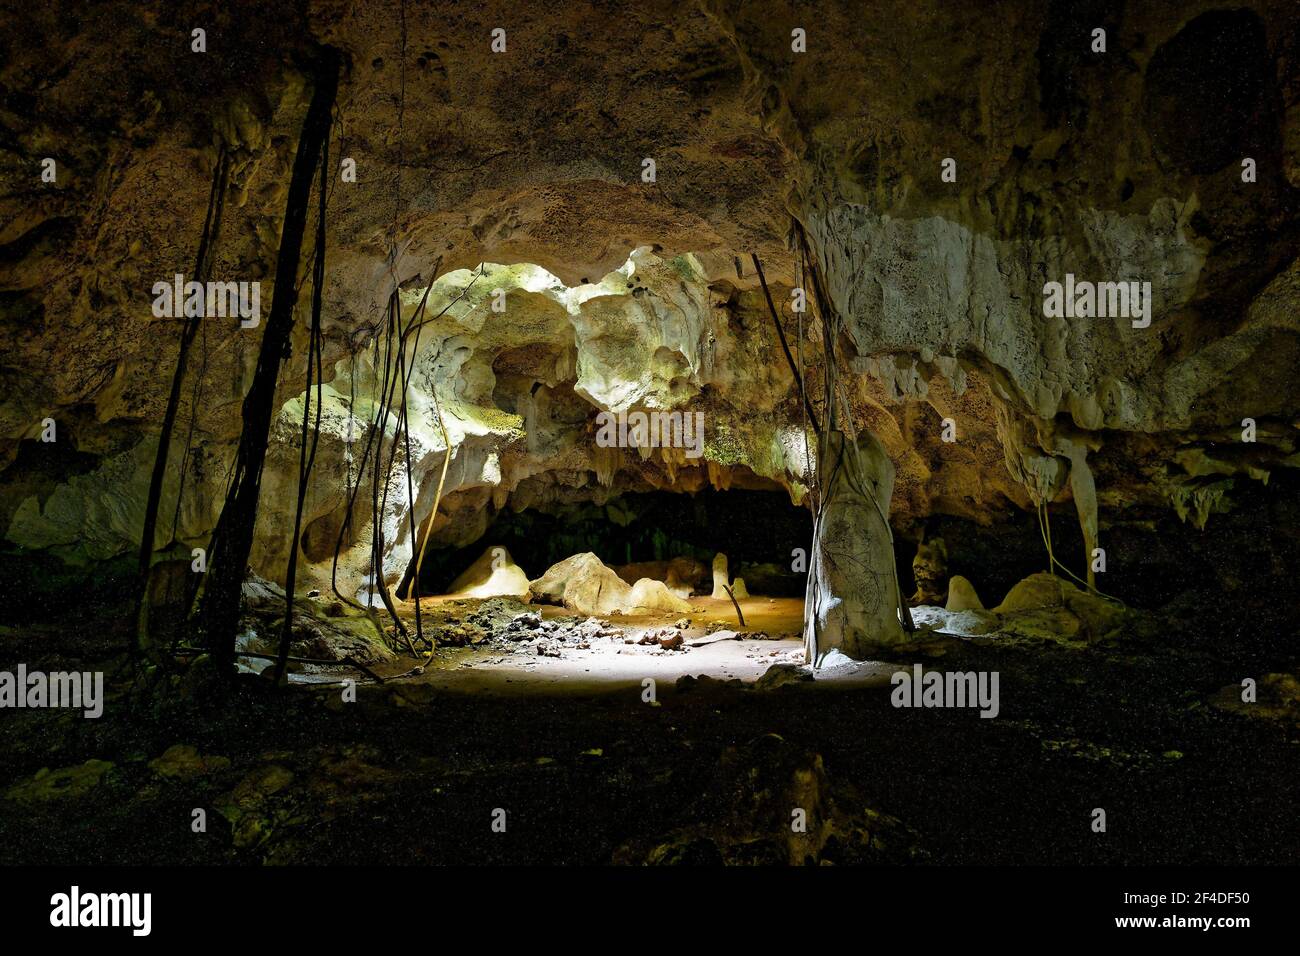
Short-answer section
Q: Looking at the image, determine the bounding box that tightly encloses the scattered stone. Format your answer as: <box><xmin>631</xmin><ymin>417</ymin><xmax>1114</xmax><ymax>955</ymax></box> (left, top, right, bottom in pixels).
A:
<box><xmin>755</xmin><ymin>662</ymin><xmax>814</xmax><ymax>691</ymax></box>
<box><xmin>675</xmin><ymin>674</ymin><xmax>745</xmax><ymax>694</ymax></box>
<box><xmin>5</xmin><ymin>759</ymin><xmax>115</xmax><ymax>803</ymax></box>
<box><xmin>500</xmin><ymin>610</ymin><xmax>543</xmax><ymax>642</ymax></box>
<box><xmin>638</xmin><ymin>627</ymin><xmax>685</xmax><ymax>650</ymax></box>
<box><xmin>149</xmin><ymin>744</ymin><xmax>231</xmax><ymax>780</ymax></box>
<box><xmin>466</xmin><ymin>597</ymin><xmax>532</xmax><ymax>631</ymax></box>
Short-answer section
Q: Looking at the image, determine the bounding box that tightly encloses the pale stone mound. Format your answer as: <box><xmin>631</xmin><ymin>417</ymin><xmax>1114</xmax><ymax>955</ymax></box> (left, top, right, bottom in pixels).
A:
<box><xmin>446</xmin><ymin>545</ymin><xmax>531</xmax><ymax>600</ymax></box>
<box><xmin>730</xmin><ymin>577</ymin><xmax>749</xmax><ymax>598</ymax></box>
<box><xmin>531</xmin><ymin>553</ymin><xmax>692</xmax><ymax>616</ymax></box>
<box><xmin>531</xmin><ymin>553</ymin><xmax>630</xmax><ymax>615</ymax></box>
<box><xmin>994</xmin><ymin>572</ymin><xmax>1124</xmax><ymax>643</ymax></box>
<box><xmin>627</xmin><ymin>578</ymin><xmax>692</xmax><ymax>615</ymax></box>
<box><xmin>945</xmin><ymin>575</ymin><xmax>984</xmax><ymax>611</ymax></box>
<box><xmin>613</xmin><ymin>556</ymin><xmax>708</xmax><ymax>597</ymax></box>
<box><xmin>710</xmin><ymin>552</ymin><xmax>730</xmax><ymax>598</ymax></box>
<box><xmin>995</xmin><ymin>572</ymin><xmax>1069</xmax><ymax>613</ymax></box>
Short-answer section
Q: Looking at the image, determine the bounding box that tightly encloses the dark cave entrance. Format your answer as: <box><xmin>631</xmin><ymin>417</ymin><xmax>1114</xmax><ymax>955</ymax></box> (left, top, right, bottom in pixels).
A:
<box><xmin>402</xmin><ymin>487</ymin><xmax>812</xmax><ymax>600</ymax></box>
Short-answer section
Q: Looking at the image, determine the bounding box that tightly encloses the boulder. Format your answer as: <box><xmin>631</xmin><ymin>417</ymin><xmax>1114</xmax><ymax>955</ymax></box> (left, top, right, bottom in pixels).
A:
<box><xmin>995</xmin><ymin>572</ymin><xmax>1068</xmax><ymax>613</ymax></box>
<box><xmin>627</xmin><ymin>578</ymin><xmax>692</xmax><ymax>615</ymax></box>
<box><xmin>755</xmin><ymin>662</ymin><xmax>814</xmax><ymax>690</ymax></box>
<box><xmin>531</xmin><ymin>553</ymin><xmax>692</xmax><ymax>616</ymax></box>
<box><xmin>995</xmin><ymin>572</ymin><xmax>1125</xmax><ymax>642</ymax></box>
<box><xmin>446</xmin><ymin>545</ymin><xmax>531</xmax><ymax>600</ymax></box>
<box><xmin>531</xmin><ymin>553</ymin><xmax>635</xmax><ymax>616</ymax></box>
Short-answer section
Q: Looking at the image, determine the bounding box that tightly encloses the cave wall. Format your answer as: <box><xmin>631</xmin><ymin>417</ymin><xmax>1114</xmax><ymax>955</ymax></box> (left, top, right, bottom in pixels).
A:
<box><xmin>1</xmin><ymin>0</ymin><xmax>1298</xmax><ymax>615</ymax></box>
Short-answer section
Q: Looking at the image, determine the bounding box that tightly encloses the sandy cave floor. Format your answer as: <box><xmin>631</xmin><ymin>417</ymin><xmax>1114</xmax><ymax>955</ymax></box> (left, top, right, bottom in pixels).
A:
<box><xmin>377</xmin><ymin>596</ymin><xmax>895</xmax><ymax>694</ymax></box>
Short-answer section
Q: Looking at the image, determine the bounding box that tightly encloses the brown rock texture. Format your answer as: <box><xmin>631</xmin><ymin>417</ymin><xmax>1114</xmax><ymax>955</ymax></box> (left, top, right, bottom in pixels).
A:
<box><xmin>1</xmin><ymin>0</ymin><xmax>1298</xmax><ymax>614</ymax></box>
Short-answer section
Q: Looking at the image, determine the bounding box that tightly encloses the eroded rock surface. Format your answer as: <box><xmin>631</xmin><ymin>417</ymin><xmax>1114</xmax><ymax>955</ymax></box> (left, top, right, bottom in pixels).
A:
<box><xmin>2</xmin><ymin>0</ymin><xmax>1298</xmax><ymax>658</ymax></box>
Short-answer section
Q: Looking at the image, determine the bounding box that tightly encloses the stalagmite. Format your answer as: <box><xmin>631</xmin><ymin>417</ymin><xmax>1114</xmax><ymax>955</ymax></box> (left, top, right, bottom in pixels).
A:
<box><xmin>710</xmin><ymin>552</ymin><xmax>730</xmax><ymax>599</ymax></box>
<box><xmin>804</xmin><ymin>429</ymin><xmax>905</xmax><ymax>661</ymax></box>
<box><xmin>945</xmin><ymin>575</ymin><xmax>984</xmax><ymax>612</ymax></box>
<box><xmin>730</xmin><ymin>577</ymin><xmax>749</xmax><ymax>598</ymax></box>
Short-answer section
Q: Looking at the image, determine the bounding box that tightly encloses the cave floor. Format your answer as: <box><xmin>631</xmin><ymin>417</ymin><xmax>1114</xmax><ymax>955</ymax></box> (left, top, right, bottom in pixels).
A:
<box><xmin>394</xmin><ymin>596</ymin><xmax>834</xmax><ymax>694</ymax></box>
<box><xmin>2</xmin><ymin>598</ymin><xmax>1298</xmax><ymax>865</ymax></box>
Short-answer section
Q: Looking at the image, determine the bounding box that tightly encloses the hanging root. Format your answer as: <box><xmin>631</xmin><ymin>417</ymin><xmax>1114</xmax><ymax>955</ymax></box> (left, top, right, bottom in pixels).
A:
<box><xmin>1036</xmin><ymin>499</ymin><xmax>1126</xmax><ymax>606</ymax></box>
<box><xmin>195</xmin><ymin>47</ymin><xmax>342</xmax><ymax>676</ymax></box>
<box><xmin>273</xmin><ymin>118</ymin><xmax>332</xmax><ymax>684</ymax></box>
<box><xmin>413</xmin><ymin>384</ymin><xmax>453</xmax><ymax>667</ymax></box>
<box><xmin>329</xmin><ymin>268</ymin><xmax>481</xmax><ymax>647</ymax></box>
<box><xmin>753</xmin><ymin>252</ymin><xmax>820</xmax><ymax>435</ymax></box>
<box><xmin>135</xmin><ymin>145</ymin><xmax>230</xmax><ymax>659</ymax></box>
<box><xmin>722</xmin><ymin>585</ymin><xmax>746</xmax><ymax>627</ymax></box>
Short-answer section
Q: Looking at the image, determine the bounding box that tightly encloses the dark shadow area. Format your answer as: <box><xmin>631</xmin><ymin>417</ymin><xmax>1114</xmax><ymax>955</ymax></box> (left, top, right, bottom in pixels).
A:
<box><xmin>897</xmin><ymin>471</ymin><xmax>1300</xmax><ymax>637</ymax></box>
<box><xmin>405</xmin><ymin>488</ymin><xmax>812</xmax><ymax>597</ymax></box>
